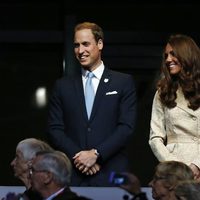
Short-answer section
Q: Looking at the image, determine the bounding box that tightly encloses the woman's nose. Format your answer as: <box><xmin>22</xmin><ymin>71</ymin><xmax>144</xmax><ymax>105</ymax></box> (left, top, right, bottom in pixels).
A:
<box><xmin>166</xmin><ymin>54</ymin><xmax>173</xmax><ymax>62</ymax></box>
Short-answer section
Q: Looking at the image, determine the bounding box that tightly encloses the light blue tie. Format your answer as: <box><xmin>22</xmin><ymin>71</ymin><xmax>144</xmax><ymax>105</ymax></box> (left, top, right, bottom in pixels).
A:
<box><xmin>85</xmin><ymin>72</ymin><xmax>95</xmax><ymax>119</ymax></box>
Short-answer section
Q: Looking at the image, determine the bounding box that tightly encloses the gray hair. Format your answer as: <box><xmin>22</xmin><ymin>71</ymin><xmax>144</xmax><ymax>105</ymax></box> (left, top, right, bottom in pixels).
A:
<box><xmin>17</xmin><ymin>138</ymin><xmax>54</xmax><ymax>161</ymax></box>
<box><xmin>34</xmin><ymin>151</ymin><xmax>72</xmax><ymax>186</ymax></box>
<box><xmin>175</xmin><ymin>180</ymin><xmax>200</xmax><ymax>200</ymax></box>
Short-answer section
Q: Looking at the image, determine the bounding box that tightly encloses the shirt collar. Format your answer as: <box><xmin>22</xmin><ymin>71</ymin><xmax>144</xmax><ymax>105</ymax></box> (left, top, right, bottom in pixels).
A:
<box><xmin>45</xmin><ymin>187</ymin><xmax>65</xmax><ymax>200</ymax></box>
<box><xmin>82</xmin><ymin>61</ymin><xmax>105</xmax><ymax>80</ymax></box>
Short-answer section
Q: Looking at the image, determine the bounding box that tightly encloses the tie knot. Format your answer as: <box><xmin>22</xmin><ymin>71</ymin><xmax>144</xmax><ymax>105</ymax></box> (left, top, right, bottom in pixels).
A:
<box><xmin>87</xmin><ymin>72</ymin><xmax>94</xmax><ymax>79</ymax></box>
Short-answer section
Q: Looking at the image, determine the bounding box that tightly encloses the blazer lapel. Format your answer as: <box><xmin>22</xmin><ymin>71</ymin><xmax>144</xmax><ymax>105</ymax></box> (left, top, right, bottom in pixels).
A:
<box><xmin>176</xmin><ymin>88</ymin><xmax>197</xmax><ymax>116</ymax></box>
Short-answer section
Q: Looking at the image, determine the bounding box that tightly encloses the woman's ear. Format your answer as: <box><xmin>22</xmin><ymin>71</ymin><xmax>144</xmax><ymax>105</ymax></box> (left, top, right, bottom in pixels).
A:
<box><xmin>168</xmin><ymin>184</ymin><xmax>176</xmax><ymax>191</ymax></box>
<box><xmin>27</xmin><ymin>160</ymin><xmax>32</xmax><ymax>168</ymax></box>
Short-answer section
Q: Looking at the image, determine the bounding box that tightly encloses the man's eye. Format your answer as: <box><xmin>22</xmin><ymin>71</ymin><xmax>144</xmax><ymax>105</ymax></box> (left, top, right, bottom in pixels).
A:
<box><xmin>74</xmin><ymin>44</ymin><xmax>79</xmax><ymax>48</ymax></box>
<box><xmin>83</xmin><ymin>42</ymin><xmax>90</xmax><ymax>47</ymax></box>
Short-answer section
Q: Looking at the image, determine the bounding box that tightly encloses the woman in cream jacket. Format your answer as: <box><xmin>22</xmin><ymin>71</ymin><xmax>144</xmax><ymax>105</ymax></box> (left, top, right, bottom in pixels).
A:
<box><xmin>149</xmin><ymin>34</ymin><xmax>200</xmax><ymax>180</ymax></box>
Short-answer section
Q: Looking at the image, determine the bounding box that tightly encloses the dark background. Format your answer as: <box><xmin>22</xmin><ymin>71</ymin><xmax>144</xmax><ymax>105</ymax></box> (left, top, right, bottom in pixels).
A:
<box><xmin>1</xmin><ymin>0</ymin><xmax>200</xmax><ymax>186</ymax></box>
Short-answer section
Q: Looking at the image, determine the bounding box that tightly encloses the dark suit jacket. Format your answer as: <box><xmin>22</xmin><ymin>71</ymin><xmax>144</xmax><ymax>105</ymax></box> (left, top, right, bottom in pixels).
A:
<box><xmin>52</xmin><ymin>187</ymin><xmax>91</xmax><ymax>200</ymax></box>
<box><xmin>23</xmin><ymin>188</ymin><xmax>43</xmax><ymax>200</ymax></box>
<box><xmin>47</xmin><ymin>67</ymin><xmax>137</xmax><ymax>186</ymax></box>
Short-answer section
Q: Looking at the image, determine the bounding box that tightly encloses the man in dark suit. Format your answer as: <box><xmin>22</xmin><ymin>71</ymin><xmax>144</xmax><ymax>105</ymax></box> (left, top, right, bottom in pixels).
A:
<box><xmin>47</xmin><ymin>22</ymin><xmax>137</xmax><ymax>186</ymax></box>
<box><xmin>30</xmin><ymin>151</ymin><xmax>91</xmax><ymax>200</ymax></box>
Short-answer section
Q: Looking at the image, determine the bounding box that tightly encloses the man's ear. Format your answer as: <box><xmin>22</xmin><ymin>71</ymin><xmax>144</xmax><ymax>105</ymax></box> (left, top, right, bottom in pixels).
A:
<box><xmin>98</xmin><ymin>39</ymin><xmax>103</xmax><ymax>50</ymax></box>
<box><xmin>44</xmin><ymin>171</ymin><xmax>53</xmax><ymax>185</ymax></box>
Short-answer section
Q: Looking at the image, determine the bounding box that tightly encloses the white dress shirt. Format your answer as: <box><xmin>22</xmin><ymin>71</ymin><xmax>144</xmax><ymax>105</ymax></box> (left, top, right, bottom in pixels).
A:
<box><xmin>82</xmin><ymin>61</ymin><xmax>105</xmax><ymax>95</ymax></box>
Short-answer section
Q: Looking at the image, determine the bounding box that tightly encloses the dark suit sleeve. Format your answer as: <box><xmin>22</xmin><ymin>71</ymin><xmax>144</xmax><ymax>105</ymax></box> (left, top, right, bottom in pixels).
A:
<box><xmin>97</xmin><ymin>75</ymin><xmax>137</xmax><ymax>162</ymax></box>
<box><xmin>47</xmin><ymin>80</ymin><xmax>81</xmax><ymax>159</ymax></box>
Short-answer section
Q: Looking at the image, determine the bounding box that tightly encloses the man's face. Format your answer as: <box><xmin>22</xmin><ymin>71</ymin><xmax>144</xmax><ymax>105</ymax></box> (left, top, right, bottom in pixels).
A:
<box><xmin>74</xmin><ymin>28</ymin><xmax>103</xmax><ymax>71</ymax></box>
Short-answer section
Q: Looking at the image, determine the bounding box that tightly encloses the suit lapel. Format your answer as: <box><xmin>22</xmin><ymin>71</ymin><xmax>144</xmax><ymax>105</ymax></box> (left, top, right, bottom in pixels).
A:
<box><xmin>90</xmin><ymin>68</ymin><xmax>111</xmax><ymax>120</ymax></box>
<box><xmin>74</xmin><ymin>74</ymin><xmax>88</xmax><ymax>120</ymax></box>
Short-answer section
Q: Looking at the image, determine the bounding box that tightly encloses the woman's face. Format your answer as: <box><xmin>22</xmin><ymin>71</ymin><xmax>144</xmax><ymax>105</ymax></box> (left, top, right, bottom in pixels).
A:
<box><xmin>164</xmin><ymin>43</ymin><xmax>182</xmax><ymax>75</ymax></box>
<box><xmin>149</xmin><ymin>175</ymin><xmax>176</xmax><ymax>200</ymax></box>
<box><xmin>10</xmin><ymin>148</ymin><xmax>29</xmax><ymax>180</ymax></box>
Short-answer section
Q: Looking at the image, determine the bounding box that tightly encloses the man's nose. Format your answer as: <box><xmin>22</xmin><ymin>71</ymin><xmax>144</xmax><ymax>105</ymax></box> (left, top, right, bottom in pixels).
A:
<box><xmin>78</xmin><ymin>45</ymin><xmax>84</xmax><ymax>54</ymax></box>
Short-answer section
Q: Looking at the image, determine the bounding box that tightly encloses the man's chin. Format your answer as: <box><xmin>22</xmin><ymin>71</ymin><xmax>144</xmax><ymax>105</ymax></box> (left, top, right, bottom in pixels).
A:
<box><xmin>81</xmin><ymin>65</ymin><xmax>91</xmax><ymax>70</ymax></box>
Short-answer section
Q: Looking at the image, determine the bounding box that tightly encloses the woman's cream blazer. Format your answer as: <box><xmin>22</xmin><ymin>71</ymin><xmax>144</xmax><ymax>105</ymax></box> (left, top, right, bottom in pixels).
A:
<box><xmin>149</xmin><ymin>89</ymin><xmax>200</xmax><ymax>168</ymax></box>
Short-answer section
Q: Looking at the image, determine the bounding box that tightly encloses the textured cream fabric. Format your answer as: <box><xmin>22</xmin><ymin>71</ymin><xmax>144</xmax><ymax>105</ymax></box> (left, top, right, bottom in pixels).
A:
<box><xmin>149</xmin><ymin>89</ymin><xmax>200</xmax><ymax>168</ymax></box>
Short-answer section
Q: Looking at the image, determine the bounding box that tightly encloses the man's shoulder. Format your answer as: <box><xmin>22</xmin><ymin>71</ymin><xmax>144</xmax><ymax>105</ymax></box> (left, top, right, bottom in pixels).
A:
<box><xmin>53</xmin><ymin>188</ymin><xmax>92</xmax><ymax>200</ymax></box>
<box><xmin>106</xmin><ymin>69</ymin><xmax>134</xmax><ymax>86</ymax></box>
<box><xmin>108</xmin><ymin>69</ymin><xmax>133</xmax><ymax>79</ymax></box>
<box><xmin>54</xmin><ymin>74</ymin><xmax>80</xmax><ymax>84</ymax></box>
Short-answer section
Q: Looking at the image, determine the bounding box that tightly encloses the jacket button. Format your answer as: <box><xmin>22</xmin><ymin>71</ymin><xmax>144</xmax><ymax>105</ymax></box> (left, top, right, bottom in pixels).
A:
<box><xmin>193</xmin><ymin>137</ymin><xmax>198</xmax><ymax>141</ymax></box>
<box><xmin>192</xmin><ymin>116</ymin><xmax>197</xmax><ymax>121</ymax></box>
<box><xmin>87</xmin><ymin>127</ymin><xmax>91</xmax><ymax>132</ymax></box>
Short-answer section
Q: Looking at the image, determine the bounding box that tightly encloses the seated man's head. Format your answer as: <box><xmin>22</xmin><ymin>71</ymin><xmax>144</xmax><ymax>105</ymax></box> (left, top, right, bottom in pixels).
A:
<box><xmin>29</xmin><ymin>151</ymin><xmax>72</xmax><ymax>198</ymax></box>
